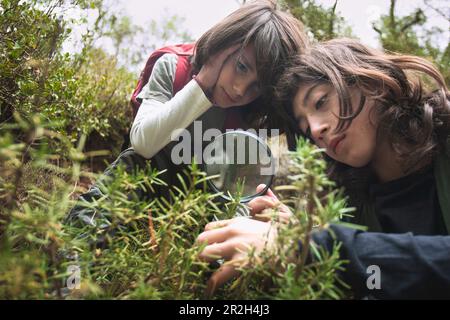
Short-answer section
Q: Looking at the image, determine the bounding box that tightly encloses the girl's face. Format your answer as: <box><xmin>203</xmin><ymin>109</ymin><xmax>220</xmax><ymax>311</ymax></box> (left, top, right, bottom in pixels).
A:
<box><xmin>292</xmin><ymin>83</ymin><xmax>379</xmax><ymax>168</ymax></box>
<box><xmin>212</xmin><ymin>43</ymin><xmax>261</xmax><ymax>108</ymax></box>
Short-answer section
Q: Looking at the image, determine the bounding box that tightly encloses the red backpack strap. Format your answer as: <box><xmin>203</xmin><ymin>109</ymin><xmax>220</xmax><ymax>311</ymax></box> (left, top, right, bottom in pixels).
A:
<box><xmin>173</xmin><ymin>44</ymin><xmax>194</xmax><ymax>94</ymax></box>
<box><xmin>130</xmin><ymin>50</ymin><xmax>166</xmax><ymax>119</ymax></box>
<box><xmin>130</xmin><ymin>43</ymin><xmax>195</xmax><ymax>119</ymax></box>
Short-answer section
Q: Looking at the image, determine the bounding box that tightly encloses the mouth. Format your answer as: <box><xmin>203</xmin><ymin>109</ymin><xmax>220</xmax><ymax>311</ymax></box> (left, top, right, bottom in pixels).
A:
<box><xmin>329</xmin><ymin>134</ymin><xmax>346</xmax><ymax>154</ymax></box>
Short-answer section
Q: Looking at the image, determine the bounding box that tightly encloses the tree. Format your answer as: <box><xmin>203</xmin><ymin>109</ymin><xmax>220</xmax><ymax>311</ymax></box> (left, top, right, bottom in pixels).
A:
<box><xmin>282</xmin><ymin>0</ymin><xmax>353</xmax><ymax>41</ymax></box>
<box><xmin>0</xmin><ymin>0</ymin><xmax>134</xmax><ymax>162</ymax></box>
<box><xmin>372</xmin><ymin>0</ymin><xmax>449</xmax><ymax>85</ymax></box>
<box><xmin>101</xmin><ymin>12</ymin><xmax>194</xmax><ymax>72</ymax></box>
<box><xmin>0</xmin><ymin>0</ymin><xmax>194</xmax><ymax>170</ymax></box>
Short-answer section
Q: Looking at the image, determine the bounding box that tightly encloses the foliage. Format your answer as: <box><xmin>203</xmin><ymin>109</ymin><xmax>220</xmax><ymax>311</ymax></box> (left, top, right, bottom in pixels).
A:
<box><xmin>1</xmin><ymin>0</ymin><xmax>68</xmax><ymax>126</ymax></box>
<box><xmin>372</xmin><ymin>0</ymin><xmax>449</xmax><ymax>85</ymax></box>
<box><xmin>0</xmin><ymin>0</ymin><xmax>135</xmax><ymax>161</ymax></box>
<box><xmin>0</xmin><ymin>0</ymin><xmax>192</xmax><ymax>164</ymax></box>
<box><xmin>73</xmin><ymin>0</ymin><xmax>194</xmax><ymax>73</ymax></box>
<box><xmin>217</xmin><ymin>138</ymin><xmax>354</xmax><ymax>299</ymax></box>
<box><xmin>0</xmin><ymin>112</ymin><xmax>89</xmax><ymax>298</ymax></box>
<box><xmin>282</xmin><ymin>0</ymin><xmax>354</xmax><ymax>41</ymax></box>
<box><xmin>65</xmin><ymin>158</ymin><xmax>247</xmax><ymax>299</ymax></box>
<box><xmin>0</xmin><ymin>114</ymin><xmax>353</xmax><ymax>299</ymax></box>
<box><xmin>1</xmin><ymin>0</ymin><xmax>448</xmax><ymax>300</ymax></box>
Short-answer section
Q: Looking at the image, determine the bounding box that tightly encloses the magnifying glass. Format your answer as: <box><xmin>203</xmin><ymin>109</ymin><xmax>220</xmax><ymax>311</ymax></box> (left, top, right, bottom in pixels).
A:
<box><xmin>203</xmin><ymin>130</ymin><xmax>275</xmax><ymax>203</ymax></box>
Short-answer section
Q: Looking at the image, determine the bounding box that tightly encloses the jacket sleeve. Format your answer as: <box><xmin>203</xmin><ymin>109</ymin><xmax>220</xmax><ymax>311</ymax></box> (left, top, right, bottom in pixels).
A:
<box><xmin>130</xmin><ymin>54</ymin><xmax>212</xmax><ymax>159</ymax></box>
<box><xmin>311</xmin><ymin>224</ymin><xmax>450</xmax><ymax>299</ymax></box>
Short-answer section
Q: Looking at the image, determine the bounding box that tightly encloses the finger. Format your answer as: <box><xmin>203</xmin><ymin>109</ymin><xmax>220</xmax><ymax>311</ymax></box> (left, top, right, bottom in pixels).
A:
<box><xmin>252</xmin><ymin>211</ymin><xmax>272</xmax><ymax>222</ymax></box>
<box><xmin>197</xmin><ymin>44</ymin><xmax>241</xmax><ymax>92</ymax></box>
<box><xmin>205</xmin><ymin>263</ymin><xmax>240</xmax><ymax>298</ymax></box>
<box><xmin>212</xmin><ymin>44</ymin><xmax>241</xmax><ymax>72</ymax></box>
<box><xmin>204</xmin><ymin>219</ymin><xmax>233</xmax><ymax>231</ymax></box>
<box><xmin>256</xmin><ymin>184</ymin><xmax>267</xmax><ymax>194</ymax></box>
<box><xmin>248</xmin><ymin>196</ymin><xmax>279</xmax><ymax>216</ymax></box>
<box><xmin>198</xmin><ymin>240</ymin><xmax>237</xmax><ymax>262</ymax></box>
<box><xmin>218</xmin><ymin>44</ymin><xmax>241</xmax><ymax>60</ymax></box>
<box><xmin>197</xmin><ymin>225</ymin><xmax>232</xmax><ymax>245</ymax></box>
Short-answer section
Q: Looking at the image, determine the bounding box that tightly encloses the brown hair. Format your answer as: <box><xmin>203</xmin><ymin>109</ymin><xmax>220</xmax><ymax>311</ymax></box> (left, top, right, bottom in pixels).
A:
<box><xmin>192</xmin><ymin>0</ymin><xmax>309</xmax><ymax>130</ymax></box>
<box><xmin>276</xmin><ymin>38</ymin><xmax>450</xmax><ymax>201</ymax></box>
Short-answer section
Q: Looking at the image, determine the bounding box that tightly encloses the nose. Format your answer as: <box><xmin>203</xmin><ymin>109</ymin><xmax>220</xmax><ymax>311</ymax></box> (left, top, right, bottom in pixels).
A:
<box><xmin>309</xmin><ymin>118</ymin><xmax>329</xmax><ymax>142</ymax></box>
<box><xmin>232</xmin><ymin>73</ymin><xmax>258</xmax><ymax>99</ymax></box>
<box><xmin>232</xmin><ymin>82</ymin><xmax>245</xmax><ymax>98</ymax></box>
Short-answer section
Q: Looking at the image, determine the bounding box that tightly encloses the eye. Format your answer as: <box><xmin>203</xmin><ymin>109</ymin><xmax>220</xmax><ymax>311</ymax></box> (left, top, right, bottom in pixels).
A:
<box><xmin>236</xmin><ymin>60</ymin><xmax>248</xmax><ymax>73</ymax></box>
<box><xmin>315</xmin><ymin>94</ymin><xmax>328</xmax><ymax>110</ymax></box>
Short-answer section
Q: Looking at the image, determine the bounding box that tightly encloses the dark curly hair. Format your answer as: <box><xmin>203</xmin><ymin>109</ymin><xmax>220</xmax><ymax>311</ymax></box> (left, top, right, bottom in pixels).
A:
<box><xmin>276</xmin><ymin>38</ymin><xmax>450</xmax><ymax>203</ymax></box>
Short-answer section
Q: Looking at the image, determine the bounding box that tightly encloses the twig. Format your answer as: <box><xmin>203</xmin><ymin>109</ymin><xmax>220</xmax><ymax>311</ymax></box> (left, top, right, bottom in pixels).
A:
<box><xmin>400</xmin><ymin>10</ymin><xmax>424</xmax><ymax>33</ymax></box>
<box><xmin>296</xmin><ymin>175</ymin><xmax>315</xmax><ymax>279</ymax></box>
<box><xmin>147</xmin><ymin>209</ymin><xmax>157</xmax><ymax>252</ymax></box>
<box><xmin>424</xmin><ymin>0</ymin><xmax>450</xmax><ymax>20</ymax></box>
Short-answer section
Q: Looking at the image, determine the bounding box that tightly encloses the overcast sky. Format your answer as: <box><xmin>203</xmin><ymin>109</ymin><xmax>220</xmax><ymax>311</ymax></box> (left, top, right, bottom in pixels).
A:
<box><xmin>114</xmin><ymin>0</ymin><xmax>448</xmax><ymax>49</ymax></box>
<box><xmin>63</xmin><ymin>0</ymin><xmax>448</xmax><ymax>72</ymax></box>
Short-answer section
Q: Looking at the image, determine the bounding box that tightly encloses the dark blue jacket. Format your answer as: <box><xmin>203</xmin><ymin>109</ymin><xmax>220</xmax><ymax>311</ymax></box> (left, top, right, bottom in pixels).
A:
<box><xmin>312</xmin><ymin>225</ymin><xmax>450</xmax><ymax>299</ymax></box>
<box><xmin>311</xmin><ymin>148</ymin><xmax>450</xmax><ymax>299</ymax></box>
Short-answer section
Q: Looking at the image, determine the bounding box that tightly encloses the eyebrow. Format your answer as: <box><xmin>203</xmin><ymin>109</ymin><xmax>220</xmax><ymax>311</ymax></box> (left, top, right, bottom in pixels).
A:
<box><xmin>294</xmin><ymin>83</ymin><xmax>328</xmax><ymax>124</ymax></box>
<box><xmin>303</xmin><ymin>83</ymin><xmax>323</xmax><ymax>108</ymax></box>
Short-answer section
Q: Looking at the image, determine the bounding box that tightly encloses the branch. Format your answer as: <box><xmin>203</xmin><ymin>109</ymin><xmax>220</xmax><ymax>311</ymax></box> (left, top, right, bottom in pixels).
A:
<box><xmin>373</xmin><ymin>25</ymin><xmax>382</xmax><ymax>36</ymax></box>
<box><xmin>328</xmin><ymin>0</ymin><xmax>338</xmax><ymax>38</ymax></box>
<box><xmin>389</xmin><ymin>0</ymin><xmax>397</xmax><ymax>30</ymax></box>
<box><xmin>424</xmin><ymin>0</ymin><xmax>450</xmax><ymax>20</ymax></box>
<box><xmin>400</xmin><ymin>9</ymin><xmax>424</xmax><ymax>33</ymax></box>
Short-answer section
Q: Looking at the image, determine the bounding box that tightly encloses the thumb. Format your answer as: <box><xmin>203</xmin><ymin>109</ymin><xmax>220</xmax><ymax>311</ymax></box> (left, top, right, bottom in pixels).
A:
<box><xmin>256</xmin><ymin>184</ymin><xmax>278</xmax><ymax>201</ymax></box>
<box><xmin>256</xmin><ymin>184</ymin><xmax>267</xmax><ymax>194</ymax></box>
<box><xmin>265</xmin><ymin>188</ymin><xmax>279</xmax><ymax>201</ymax></box>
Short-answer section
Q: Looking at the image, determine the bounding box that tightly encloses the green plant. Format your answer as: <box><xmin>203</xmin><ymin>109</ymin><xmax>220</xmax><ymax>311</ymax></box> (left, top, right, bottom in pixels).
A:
<box><xmin>215</xmin><ymin>137</ymin><xmax>355</xmax><ymax>299</ymax></box>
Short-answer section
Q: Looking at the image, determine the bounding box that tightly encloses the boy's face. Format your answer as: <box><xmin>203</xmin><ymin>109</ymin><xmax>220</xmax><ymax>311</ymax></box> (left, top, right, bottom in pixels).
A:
<box><xmin>212</xmin><ymin>43</ymin><xmax>261</xmax><ymax>108</ymax></box>
<box><xmin>292</xmin><ymin>83</ymin><xmax>380</xmax><ymax>168</ymax></box>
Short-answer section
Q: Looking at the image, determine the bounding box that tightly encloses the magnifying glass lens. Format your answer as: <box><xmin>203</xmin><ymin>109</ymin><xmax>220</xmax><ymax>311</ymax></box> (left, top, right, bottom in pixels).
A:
<box><xmin>204</xmin><ymin>131</ymin><xmax>274</xmax><ymax>203</ymax></box>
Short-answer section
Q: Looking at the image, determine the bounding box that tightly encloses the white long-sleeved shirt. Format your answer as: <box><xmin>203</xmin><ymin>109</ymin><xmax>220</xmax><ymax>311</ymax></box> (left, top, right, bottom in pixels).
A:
<box><xmin>130</xmin><ymin>53</ymin><xmax>222</xmax><ymax>159</ymax></box>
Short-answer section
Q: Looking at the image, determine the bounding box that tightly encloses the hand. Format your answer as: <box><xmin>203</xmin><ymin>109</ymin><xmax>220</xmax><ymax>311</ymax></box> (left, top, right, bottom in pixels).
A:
<box><xmin>194</xmin><ymin>44</ymin><xmax>240</xmax><ymax>102</ymax></box>
<box><xmin>197</xmin><ymin>217</ymin><xmax>277</xmax><ymax>297</ymax></box>
<box><xmin>248</xmin><ymin>184</ymin><xmax>293</xmax><ymax>223</ymax></box>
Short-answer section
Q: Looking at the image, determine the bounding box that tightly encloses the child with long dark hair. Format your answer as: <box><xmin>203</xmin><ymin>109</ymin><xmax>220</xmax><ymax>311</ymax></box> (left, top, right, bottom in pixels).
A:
<box><xmin>68</xmin><ymin>1</ymin><xmax>308</xmax><ymax>225</ymax></box>
<box><xmin>198</xmin><ymin>38</ymin><xmax>450</xmax><ymax>299</ymax></box>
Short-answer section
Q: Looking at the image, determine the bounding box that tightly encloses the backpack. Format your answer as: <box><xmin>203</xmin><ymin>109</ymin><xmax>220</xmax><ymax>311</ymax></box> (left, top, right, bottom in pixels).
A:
<box><xmin>130</xmin><ymin>43</ymin><xmax>195</xmax><ymax>119</ymax></box>
<box><xmin>122</xmin><ymin>43</ymin><xmax>195</xmax><ymax>150</ymax></box>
